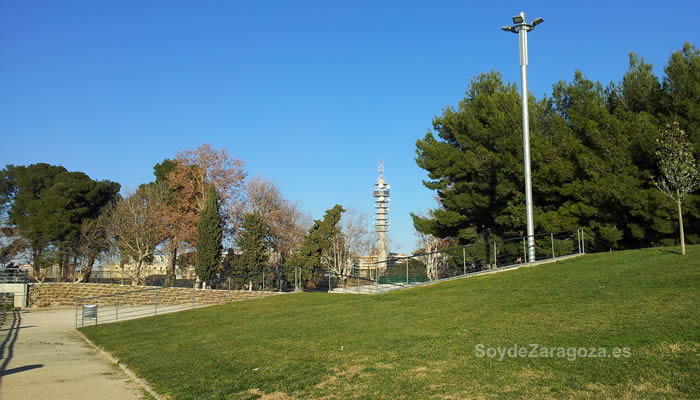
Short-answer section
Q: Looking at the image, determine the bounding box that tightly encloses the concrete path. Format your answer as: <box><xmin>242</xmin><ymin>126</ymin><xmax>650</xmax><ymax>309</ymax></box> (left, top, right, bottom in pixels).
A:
<box><xmin>0</xmin><ymin>308</ymin><xmax>144</xmax><ymax>400</ymax></box>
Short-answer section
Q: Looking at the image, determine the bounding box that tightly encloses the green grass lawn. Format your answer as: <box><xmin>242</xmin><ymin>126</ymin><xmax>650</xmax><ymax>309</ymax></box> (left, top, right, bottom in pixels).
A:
<box><xmin>80</xmin><ymin>246</ymin><xmax>700</xmax><ymax>399</ymax></box>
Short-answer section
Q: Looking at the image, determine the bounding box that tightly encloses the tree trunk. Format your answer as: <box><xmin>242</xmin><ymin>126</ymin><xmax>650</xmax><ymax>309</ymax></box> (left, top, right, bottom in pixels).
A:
<box><xmin>133</xmin><ymin>259</ymin><xmax>143</xmax><ymax>285</ymax></box>
<box><xmin>59</xmin><ymin>253</ymin><xmax>68</xmax><ymax>282</ymax></box>
<box><xmin>32</xmin><ymin>248</ymin><xmax>41</xmax><ymax>279</ymax></box>
<box><xmin>71</xmin><ymin>254</ymin><xmax>79</xmax><ymax>281</ymax></box>
<box><xmin>678</xmin><ymin>199</ymin><xmax>686</xmax><ymax>256</ymax></box>
<box><xmin>83</xmin><ymin>256</ymin><xmax>95</xmax><ymax>283</ymax></box>
<box><xmin>165</xmin><ymin>242</ymin><xmax>177</xmax><ymax>286</ymax></box>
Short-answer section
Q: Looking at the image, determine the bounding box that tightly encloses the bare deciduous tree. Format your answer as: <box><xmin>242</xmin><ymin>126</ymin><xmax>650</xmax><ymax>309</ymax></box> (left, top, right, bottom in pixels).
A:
<box><xmin>74</xmin><ymin>215</ymin><xmax>111</xmax><ymax>282</ymax></box>
<box><xmin>169</xmin><ymin>144</ymin><xmax>247</xmax><ymax>232</ymax></box>
<box><xmin>0</xmin><ymin>227</ymin><xmax>27</xmax><ymax>266</ymax></box>
<box><xmin>162</xmin><ymin>172</ymin><xmax>199</xmax><ymax>286</ymax></box>
<box><xmin>244</xmin><ymin>177</ymin><xmax>310</xmax><ymax>266</ymax></box>
<box><xmin>106</xmin><ymin>184</ymin><xmax>170</xmax><ymax>285</ymax></box>
<box><xmin>322</xmin><ymin>208</ymin><xmax>372</xmax><ymax>278</ymax></box>
<box><xmin>653</xmin><ymin>121</ymin><xmax>700</xmax><ymax>256</ymax></box>
<box><xmin>414</xmin><ymin>230</ymin><xmax>456</xmax><ymax>281</ymax></box>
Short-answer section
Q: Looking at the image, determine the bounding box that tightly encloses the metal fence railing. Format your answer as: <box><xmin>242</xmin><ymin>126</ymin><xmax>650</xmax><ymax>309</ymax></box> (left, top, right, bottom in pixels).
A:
<box><xmin>294</xmin><ymin>265</ymin><xmax>404</xmax><ymax>294</ymax></box>
<box><xmin>74</xmin><ymin>229</ymin><xmax>612</xmax><ymax>326</ymax></box>
<box><xmin>73</xmin><ymin>267</ymin><xmax>301</xmax><ymax>327</ymax></box>
<box><xmin>0</xmin><ymin>269</ymin><xmax>28</xmax><ymax>284</ymax></box>
<box><xmin>73</xmin><ymin>263</ymin><xmax>407</xmax><ymax>326</ymax></box>
<box><xmin>374</xmin><ymin>228</ymin><xmax>608</xmax><ymax>291</ymax></box>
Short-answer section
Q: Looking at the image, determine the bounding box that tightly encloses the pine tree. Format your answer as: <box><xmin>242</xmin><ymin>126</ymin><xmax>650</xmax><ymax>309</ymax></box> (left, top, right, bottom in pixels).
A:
<box><xmin>195</xmin><ymin>185</ymin><xmax>223</xmax><ymax>281</ymax></box>
<box><xmin>287</xmin><ymin>205</ymin><xmax>344</xmax><ymax>285</ymax></box>
<box><xmin>412</xmin><ymin>59</ymin><xmax>699</xmax><ymax>249</ymax></box>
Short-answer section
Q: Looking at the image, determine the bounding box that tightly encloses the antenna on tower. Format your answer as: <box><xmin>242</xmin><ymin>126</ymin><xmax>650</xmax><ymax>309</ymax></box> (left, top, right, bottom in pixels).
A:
<box><xmin>378</xmin><ymin>160</ymin><xmax>384</xmax><ymax>178</ymax></box>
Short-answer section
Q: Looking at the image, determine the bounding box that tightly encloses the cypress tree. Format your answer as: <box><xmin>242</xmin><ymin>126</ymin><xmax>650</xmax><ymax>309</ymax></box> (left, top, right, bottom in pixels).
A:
<box><xmin>234</xmin><ymin>212</ymin><xmax>270</xmax><ymax>276</ymax></box>
<box><xmin>196</xmin><ymin>185</ymin><xmax>223</xmax><ymax>281</ymax></box>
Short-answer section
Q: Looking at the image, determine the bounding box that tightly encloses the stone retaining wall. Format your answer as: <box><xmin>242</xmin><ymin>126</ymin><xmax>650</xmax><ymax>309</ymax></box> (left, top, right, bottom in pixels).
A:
<box><xmin>28</xmin><ymin>282</ymin><xmax>265</xmax><ymax>307</ymax></box>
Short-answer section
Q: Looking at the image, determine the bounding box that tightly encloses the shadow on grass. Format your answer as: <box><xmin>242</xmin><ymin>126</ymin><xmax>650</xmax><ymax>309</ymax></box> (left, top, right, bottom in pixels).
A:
<box><xmin>657</xmin><ymin>249</ymin><xmax>682</xmax><ymax>255</ymax></box>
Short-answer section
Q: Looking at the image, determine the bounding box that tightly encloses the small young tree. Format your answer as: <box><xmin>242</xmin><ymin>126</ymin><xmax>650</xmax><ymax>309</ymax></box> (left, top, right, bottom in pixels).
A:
<box><xmin>653</xmin><ymin>121</ymin><xmax>700</xmax><ymax>255</ymax></box>
<box><xmin>196</xmin><ymin>185</ymin><xmax>223</xmax><ymax>282</ymax></box>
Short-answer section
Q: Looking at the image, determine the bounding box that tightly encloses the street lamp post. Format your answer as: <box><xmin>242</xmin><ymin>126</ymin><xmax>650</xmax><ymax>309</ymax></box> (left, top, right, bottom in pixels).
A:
<box><xmin>502</xmin><ymin>11</ymin><xmax>543</xmax><ymax>263</ymax></box>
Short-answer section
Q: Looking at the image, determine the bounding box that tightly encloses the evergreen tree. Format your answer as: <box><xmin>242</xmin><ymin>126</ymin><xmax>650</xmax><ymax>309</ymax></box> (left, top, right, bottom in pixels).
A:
<box><xmin>287</xmin><ymin>205</ymin><xmax>344</xmax><ymax>285</ymax></box>
<box><xmin>234</xmin><ymin>212</ymin><xmax>270</xmax><ymax>276</ymax></box>
<box><xmin>662</xmin><ymin>42</ymin><xmax>700</xmax><ymax>153</ymax></box>
<box><xmin>196</xmin><ymin>185</ymin><xmax>223</xmax><ymax>281</ymax></box>
<box><xmin>413</xmin><ymin>44</ymin><xmax>700</xmax><ymax>249</ymax></box>
<box><xmin>412</xmin><ymin>71</ymin><xmax>524</xmax><ymax>242</ymax></box>
<box><xmin>3</xmin><ymin>163</ymin><xmax>120</xmax><ymax>278</ymax></box>
<box><xmin>622</xmin><ymin>52</ymin><xmax>662</xmax><ymax>114</ymax></box>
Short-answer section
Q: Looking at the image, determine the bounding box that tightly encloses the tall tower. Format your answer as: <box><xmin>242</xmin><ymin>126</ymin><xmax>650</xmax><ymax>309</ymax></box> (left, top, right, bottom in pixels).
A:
<box><xmin>373</xmin><ymin>161</ymin><xmax>390</xmax><ymax>263</ymax></box>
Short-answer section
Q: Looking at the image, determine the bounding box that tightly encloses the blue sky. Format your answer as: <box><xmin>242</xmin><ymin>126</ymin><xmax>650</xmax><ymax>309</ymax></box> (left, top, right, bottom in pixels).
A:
<box><xmin>1</xmin><ymin>1</ymin><xmax>697</xmax><ymax>253</ymax></box>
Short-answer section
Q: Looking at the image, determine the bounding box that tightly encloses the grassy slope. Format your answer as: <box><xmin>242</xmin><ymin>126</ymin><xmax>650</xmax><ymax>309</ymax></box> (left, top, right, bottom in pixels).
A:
<box><xmin>81</xmin><ymin>246</ymin><xmax>700</xmax><ymax>399</ymax></box>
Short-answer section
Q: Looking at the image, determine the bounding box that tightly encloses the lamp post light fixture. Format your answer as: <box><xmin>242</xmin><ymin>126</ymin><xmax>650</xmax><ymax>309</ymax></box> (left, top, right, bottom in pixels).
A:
<box><xmin>502</xmin><ymin>11</ymin><xmax>543</xmax><ymax>263</ymax></box>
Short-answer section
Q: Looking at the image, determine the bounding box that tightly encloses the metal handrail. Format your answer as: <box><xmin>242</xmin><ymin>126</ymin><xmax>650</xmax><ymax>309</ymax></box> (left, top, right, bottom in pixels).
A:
<box><xmin>0</xmin><ymin>269</ymin><xmax>28</xmax><ymax>284</ymax></box>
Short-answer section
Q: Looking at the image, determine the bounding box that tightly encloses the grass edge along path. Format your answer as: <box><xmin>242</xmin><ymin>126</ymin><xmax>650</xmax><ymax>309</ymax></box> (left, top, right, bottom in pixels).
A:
<box><xmin>81</xmin><ymin>246</ymin><xmax>700</xmax><ymax>399</ymax></box>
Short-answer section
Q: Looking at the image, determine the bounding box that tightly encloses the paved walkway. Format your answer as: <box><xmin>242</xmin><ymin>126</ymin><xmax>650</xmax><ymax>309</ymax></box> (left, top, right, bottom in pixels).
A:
<box><xmin>0</xmin><ymin>308</ymin><xmax>143</xmax><ymax>400</ymax></box>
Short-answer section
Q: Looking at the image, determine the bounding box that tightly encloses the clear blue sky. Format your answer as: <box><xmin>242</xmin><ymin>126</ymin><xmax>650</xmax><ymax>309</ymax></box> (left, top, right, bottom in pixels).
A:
<box><xmin>1</xmin><ymin>1</ymin><xmax>697</xmax><ymax>253</ymax></box>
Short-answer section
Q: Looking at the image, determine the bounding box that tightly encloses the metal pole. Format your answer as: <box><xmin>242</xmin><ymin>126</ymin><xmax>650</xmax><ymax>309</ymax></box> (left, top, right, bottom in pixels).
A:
<box><xmin>513</xmin><ymin>11</ymin><xmax>536</xmax><ymax>263</ymax></box>
<box><xmin>577</xmin><ymin>229</ymin><xmax>580</xmax><ymax>254</ymax></box>
<box><xmin>406</xmin><ymin>258</ymin><xmax>409</xmax><ymax>284</ymax></box>
<box><xmin>493</xmin><ymin>242</ymin><xmax>497</xmax><ymax>269</ymax></box>
<box><xmin>463</xmin><ymin>248</ymin><xmax>466</xmax><ymax>275</ymax></box>
<box><xmin>116</xmin><ymin>295</ymin><xmax>119</xmax><ymax>321</ymax></box>
<box><xmin>375</xmin><ymin>262</ymin><xmax>378</xmax><ymax>293</ymax></box>
<box><xmin>523</xmin><ymin>237</ymin><xmax>527</xmax><ymax>262</ymax></box>
<box><xmin>551</xmin><ymin>233</ymin><xmax>555</xmax><ymax>259</ymax></box>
